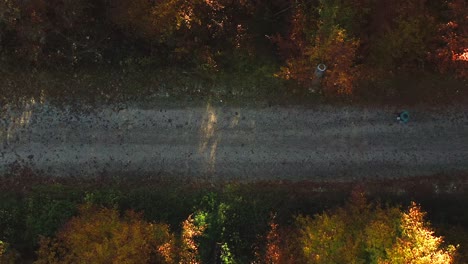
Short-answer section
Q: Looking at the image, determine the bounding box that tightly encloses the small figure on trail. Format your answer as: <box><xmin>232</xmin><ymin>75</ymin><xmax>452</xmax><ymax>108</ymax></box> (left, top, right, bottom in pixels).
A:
<box><xmin>396</xmin><ymin>110</ymin><xmax>409</xmax><ymax>123</ymax></box>
<box><xmin>315</xmin><ymin>63</ymin><xmax>327</xmax><ymax>78</ymax></box>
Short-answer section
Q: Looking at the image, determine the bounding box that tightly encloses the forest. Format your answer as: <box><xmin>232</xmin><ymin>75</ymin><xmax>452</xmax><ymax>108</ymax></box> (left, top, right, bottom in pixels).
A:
<box><xmin>0</xmin><ymin>172</ymin><xmax>467</xmax><ymax>263</ymax></box>
<box><xmin>1</xmin><ymin>0</ymin><xmax>468</xmax><ymax>263</ymax></box>
<box><xmin>0</xmin><ymin>0</ymin><xmax>466</xmax><ymax>103</ymax></box>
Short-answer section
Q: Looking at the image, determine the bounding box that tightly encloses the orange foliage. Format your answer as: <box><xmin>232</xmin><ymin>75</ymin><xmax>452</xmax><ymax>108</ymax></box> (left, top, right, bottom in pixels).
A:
<box><xmin>277</xmin><ymin>28</ymin><xmax>359</xmax><ymax>96</ymax></box>
<box><xmin>179</xmin><ymin>213</ymin><xmax>206</xmax><ymax>264</ymax></box>
<box><xmin>434</xmin><ymin>0</ymin><xmax>468</xmax><ymax>79</ymax></box>
<box><xmin>35</xmin><ymin>204</ymin><xmax>175</xmax><ymax>264</ymax></box>
<box><xmin>319</xmin><ymin>29</ymin><xmax>360</xmax><ymax>95</ymax></box>
<box><xmin>275</xmin><ymin>1</ymin><xmax>360</xmax><ymax>96</ymax></box>
<box><xmin>273</xmin><ymin>2</ymin><xmax>317</xmax><ymax>85</ymax></box>
<box><xmin>265</xmin><ymin>214</ymin><xmax>281</xmax><ymax>264</ymax></box>
<box><xmin>253</xmin><ymin>213</ymin><xmax>282</xmax><ymax>264</ymax></box>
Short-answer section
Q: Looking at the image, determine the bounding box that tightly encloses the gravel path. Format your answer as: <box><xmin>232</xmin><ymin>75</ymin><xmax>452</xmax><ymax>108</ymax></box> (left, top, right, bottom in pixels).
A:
<box><xmin>1</xmin><ymin>101</ymin><xmax>468</xmax><ymax>181</ymax></box>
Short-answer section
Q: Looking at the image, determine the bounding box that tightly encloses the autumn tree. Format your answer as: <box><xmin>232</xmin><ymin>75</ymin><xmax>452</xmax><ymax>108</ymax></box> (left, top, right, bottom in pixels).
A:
<box><xmin>253</xmin><ymin>213</ymin><xmax>282</xmax><ymax>264</ymax></box>
<box><xmin>433</xmin><ymin>0</ymin><xmax>468</xmax><ymax>79</ymax></box>
<box><xmin>275</xmin><ymin>0</ymin><xmax>365</xmax><ymax>96</ymax></box>
<box><xmin>35</xmin><ymin>204</ymin><xmax>175</xmax><ymax>264</ymax></box>
<box><xmin>178</xmin><ymin>213</ymin><xmax>207</xmax><ymax>264</ymax></box>
<box><xmin>382</xmin><ymin>202</ymin><xmax>457</xmax><ymax>264</ymax></box>
<box><xmin>278</xmin><ymin>191</ymin><xmax>457</xmax><ymax>264</ymax></box>
<box><xmin>291</xmin><ymin>190</ymin><xmax>401</xmax><ymax>263</ymax></box>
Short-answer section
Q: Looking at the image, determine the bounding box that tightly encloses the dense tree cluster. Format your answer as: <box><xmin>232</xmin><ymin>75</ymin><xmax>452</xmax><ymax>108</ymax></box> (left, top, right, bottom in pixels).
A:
<box><xmin>1</xmin><ymin>175</ymin><xmax>466</xmax><ymax>263</ymax></box>
<box><xmin>270</xmin><ymin>193</ymin><xmax>457</xmax><ymax>264</ymax></box>
<box><xmin>35</xmin><ymin>205</ymin><xmax>176</xmax><ymax>263</ymax></box>
<box><xmin>0</xmin><ymin>0</ymin><xmax>288</xmax><ymax>66</ymax></box>
<box><xmin>0</xmin><ymin>0</ymin><xmax>466</xmax><ymax>95</ymax></box>
<box><xmin>30</xmin><ymin>197</ymin><xmax>457</xmax><ymax>263</ymax></box>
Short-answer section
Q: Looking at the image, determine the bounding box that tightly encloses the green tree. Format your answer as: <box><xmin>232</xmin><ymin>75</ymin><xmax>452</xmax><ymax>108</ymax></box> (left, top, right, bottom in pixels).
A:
<box><xmin>368</xmin><ymin>0</ymin><xmax>436</xmax><ymax>70</ymax></box>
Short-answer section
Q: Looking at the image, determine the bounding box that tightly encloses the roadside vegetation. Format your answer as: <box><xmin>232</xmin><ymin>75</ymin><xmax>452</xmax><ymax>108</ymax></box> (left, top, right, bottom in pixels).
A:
<box><xmin>0</xmin><ymin>168</ymin><xmax>467</xmax><ymax>263</ymax></box>
<box><xmin>1</xmin><ymin>1</ymin><xmax>468</xmax><ymax>263</ymax></box>
<box><xmin>0</xmin><ymin>0</ymin><xmax>466</xmax><ymax>105</ymax></box>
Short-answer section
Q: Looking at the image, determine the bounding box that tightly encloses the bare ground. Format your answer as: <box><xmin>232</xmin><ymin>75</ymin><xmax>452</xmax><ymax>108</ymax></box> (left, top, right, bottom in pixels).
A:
<box><xmin>1</xmin><ymin>100</ymin><xmax>467</xmax><ymax>181</ymax></box>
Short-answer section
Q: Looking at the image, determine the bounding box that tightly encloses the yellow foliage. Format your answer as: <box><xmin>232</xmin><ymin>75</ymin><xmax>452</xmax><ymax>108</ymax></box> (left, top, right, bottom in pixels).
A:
<box><xmin>293</xmin><ymin>190</ymin><xmax>395</xmax><ymax>264</ymax></box>
<box><xmin>313</xmin><ymin>27</ymin><xmax>359</xmax><ymax>96</ymax></box>
<box><xmin>0</xmin><ymin>240</ymin><xmax>17</xmax><ymax>264</ymax></box>
<box><xmin>380</xmin><ymin>202</ymin><xmax>457</xmax><ymax>264</ymax></box>
<box><xmin>275</xmin><ymin>1</ymin><xmax>360</xmax><ymax>96</ymax></box>
<box><xmin>285</xmin><ymin>192</ymin><xmax>458</xmax><ymax>264</ymax></box>
<box><xmin>35</xmin><ymin>204</ymin><xmax>175</xmax><ymax>264</ymax></box>
<box><xmin>297</xmin><ymin>213</ymin><xmax>348</xmax><ymax>263</ymax></box>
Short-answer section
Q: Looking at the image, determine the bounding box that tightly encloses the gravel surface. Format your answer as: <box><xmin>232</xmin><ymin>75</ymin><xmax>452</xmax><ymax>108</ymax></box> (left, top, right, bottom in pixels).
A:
<box><xmin>1</xmin><ymin>101</ymin><xmax>468</xmax><ymax>181</ymax></box>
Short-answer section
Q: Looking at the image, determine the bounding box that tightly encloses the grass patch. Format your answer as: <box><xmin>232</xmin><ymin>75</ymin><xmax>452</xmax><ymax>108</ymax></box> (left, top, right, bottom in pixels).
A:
<box><xmin>3</xmin><ymin>61</ymin><xmax>465</xmax><ymax>109</ymax></box>
<box><xmin>0</xmin><ymin>59</ymin><xmax>293</xmax><ymax>108</ymax></box>
<box><xmin>354</xmin><ymin>72</ymin><xmax>468</xmax><ymax>106</ymax></box>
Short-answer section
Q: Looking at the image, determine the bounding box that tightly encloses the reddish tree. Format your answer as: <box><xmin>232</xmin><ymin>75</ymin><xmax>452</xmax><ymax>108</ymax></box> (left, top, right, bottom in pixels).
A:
<box><xmin>434</xmin><ymin>0</ymin><xmax>467</xmax><ymax>79</ymax></box>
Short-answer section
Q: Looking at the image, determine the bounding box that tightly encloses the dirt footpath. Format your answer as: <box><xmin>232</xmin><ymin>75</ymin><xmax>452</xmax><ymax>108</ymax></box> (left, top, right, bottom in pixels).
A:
<box><xmin>1</xmin><ymin>101</ymin><xmax>468</xmax><ymax>181</ymax></box>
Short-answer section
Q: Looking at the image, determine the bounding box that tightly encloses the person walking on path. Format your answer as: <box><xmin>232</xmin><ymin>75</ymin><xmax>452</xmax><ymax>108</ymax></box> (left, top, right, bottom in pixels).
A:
<box><xmin>396</xmin><ymin>110</ymin><xmax>410</xmax><ymax>123</ymax></box>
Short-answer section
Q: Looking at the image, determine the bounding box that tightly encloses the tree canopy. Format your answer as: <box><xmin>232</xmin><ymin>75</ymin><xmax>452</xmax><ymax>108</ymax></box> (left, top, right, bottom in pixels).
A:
<box><xmin>0</xmin><ymin>0</ymin><xmax>466</xmax><ymax>95</ymax></box>
<box><xmin>32</xmin><ymin>194</ymin><xmax>458</xmax><ymax>263</ymax></box>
